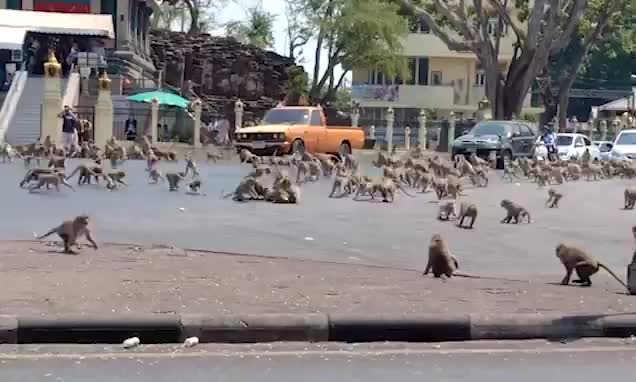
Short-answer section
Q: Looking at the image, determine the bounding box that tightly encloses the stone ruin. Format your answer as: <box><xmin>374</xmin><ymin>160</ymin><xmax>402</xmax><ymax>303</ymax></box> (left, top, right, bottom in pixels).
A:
<box><xmin>149</xmin><ymin>29</ymin><xmax>303</xmax><ymax>125</ymax></box>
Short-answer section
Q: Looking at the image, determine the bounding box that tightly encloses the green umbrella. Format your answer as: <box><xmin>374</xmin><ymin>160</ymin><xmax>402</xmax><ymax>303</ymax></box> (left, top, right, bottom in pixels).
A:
<box><xmin>127</xmin><ymin>91</ymin><xmax>190</xmax><ymax>108</ymax></box>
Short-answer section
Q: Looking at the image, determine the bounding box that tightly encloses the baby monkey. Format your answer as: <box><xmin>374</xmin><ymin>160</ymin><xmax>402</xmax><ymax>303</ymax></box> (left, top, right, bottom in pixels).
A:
<box><xmin>545</xmin><ymin>188</ymin><xmax>563</xmax><ymax>208</ymax></box>
<box><xmin>37</xmin><ymin>215</ymin><xmax>98</xmax><ymax>254</ymax></box>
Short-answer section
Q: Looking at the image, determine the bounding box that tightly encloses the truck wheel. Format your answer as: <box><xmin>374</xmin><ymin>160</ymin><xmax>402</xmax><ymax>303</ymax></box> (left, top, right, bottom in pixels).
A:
<box><xmin>291</xmin><ymin>139</ymin><xmax>305</xmax><ymax>155</ymax></box>
<box><xmin>339</xmin><ymin>142</ymin><xmax>352</xmax><ymax>157</ymax></box>
<box><xmin>497</xmin><ymin>149</ymin><xmax>511</xmax><ymax>169</ymax></box>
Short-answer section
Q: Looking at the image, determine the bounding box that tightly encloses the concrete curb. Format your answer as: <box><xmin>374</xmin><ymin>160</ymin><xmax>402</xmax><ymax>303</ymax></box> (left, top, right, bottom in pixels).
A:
<box><xmin>0</xmin><ymin>313</ymin><xmax>635</xmax><ymax>344</ymax></box>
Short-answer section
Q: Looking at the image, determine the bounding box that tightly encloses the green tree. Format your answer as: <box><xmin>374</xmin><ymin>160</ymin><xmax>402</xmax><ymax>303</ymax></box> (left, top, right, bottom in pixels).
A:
<box><xmin>398</xmin><ymin>0</ymin><xmax>593</xmax><ymax>120</ymax></box>
<box><xmin>299</xmin><ymin>0</ymin><xmax>409</xmax><ymax>103</ymax></box>
<box><xmin>160</xmin><ymin>0</ymin><xmax>223</xmax><ymax>34</ymax></box>
<box><xmin>541</xmin><ymin>0</ymin><xmax>633</xmax><ymax>128</ymax></box>
<box><xmin>225</xmin><ymin>6</ymin><xmax>277</xmax><ymax>49</ymax></box>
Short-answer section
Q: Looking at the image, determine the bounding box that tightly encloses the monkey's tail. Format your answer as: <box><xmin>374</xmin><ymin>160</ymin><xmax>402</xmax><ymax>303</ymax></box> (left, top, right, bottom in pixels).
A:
<box><xmin>599</xmin><ymin>263</ymin><xmax>629</xmax><ymax>290</ymax></box>
<box><xmin>220</xmin><ymin>189</ymin><xmax>233</xmax><ymax>199</ymax></box>
<box><xmin>36</xmin><ymin>228</ymin><xmax>56</xmax><ymax>240</ymax></box>
<box><xmin>65</xmin><ymin>166</ymin><xmax>81</xmax><ymax>180</ymax></box>
<box><xmin>396</xmin><ymin>182</ymin><xmax>416</xmax><ymax>198</ymax></box>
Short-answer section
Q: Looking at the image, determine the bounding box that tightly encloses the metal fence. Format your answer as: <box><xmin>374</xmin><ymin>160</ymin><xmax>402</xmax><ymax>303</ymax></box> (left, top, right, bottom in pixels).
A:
<box><xmin>357</xmin><ymin>118</ymin><xmax>477</xmax><ymax>152</ymax></box>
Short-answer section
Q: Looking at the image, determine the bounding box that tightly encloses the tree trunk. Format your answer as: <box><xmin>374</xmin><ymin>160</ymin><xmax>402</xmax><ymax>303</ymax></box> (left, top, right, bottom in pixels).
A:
<box><xmin>185</xmin><ymin>0</ymin><xmax>200</xmax><ymax>34</ymax></box>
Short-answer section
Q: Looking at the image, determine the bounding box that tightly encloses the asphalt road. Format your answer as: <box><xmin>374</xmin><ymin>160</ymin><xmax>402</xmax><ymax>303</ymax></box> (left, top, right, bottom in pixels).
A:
<box><xmin>2</xmin><ymin>156</ymin><xmax>634</xmax><ymax>277</ymax></box>
<box><xmin>2</xmin><ymin>341</ymin><xmax>636</xmax><ymax>381</ymax></box>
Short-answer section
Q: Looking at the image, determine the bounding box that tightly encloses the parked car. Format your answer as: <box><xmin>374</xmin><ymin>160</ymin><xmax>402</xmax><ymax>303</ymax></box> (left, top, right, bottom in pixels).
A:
<box><xmin>610</xmin><ymin>129</ymin><xmax>636</xmax><ymax>160</ymax></box>
<box><xmin>451</xmin><ymin>120</ymin><xmax>538</xmax><ymax>169</ymax></box>
<box><xmin>554</xmin><ymin>133</ymin><xmax>600</xmax><ymax>160</ymax></box>
<box><xmin>592</xmin><ymin>140</ymin><xmax>613</xmax><ymax>161</ymax></box>
<box><xmin>234</xmin><ymin>106</ymin><xmax>365</xmax><ymax>156</ymax></box>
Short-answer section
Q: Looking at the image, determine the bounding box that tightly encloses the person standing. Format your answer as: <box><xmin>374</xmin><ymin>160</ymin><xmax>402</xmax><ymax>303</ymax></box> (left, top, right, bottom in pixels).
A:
<box><xmin>125</xmin><ymin>116</ymin><xmax>137</xmax><ymax>141</ymax></box>
<box><xmin>58</xmin><ymin>105</ymin><xmax>78</xmax><ymax>152</ymax></box>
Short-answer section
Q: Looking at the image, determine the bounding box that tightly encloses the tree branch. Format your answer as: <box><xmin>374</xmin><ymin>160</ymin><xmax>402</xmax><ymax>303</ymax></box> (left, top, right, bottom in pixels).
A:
<box><xmin>549</xmin><ymin>0</ymin><xmax>588</xmax><ymax>53</ymax></box>
<box><xmin>397</xmin><ymin>0</ymin><xmax>473</xmax><ymax>51</ymax></box>
<box><xmin>486</xmin><ymin>0</ymin><xmax>527</xmax><ymax>41</ymax></box>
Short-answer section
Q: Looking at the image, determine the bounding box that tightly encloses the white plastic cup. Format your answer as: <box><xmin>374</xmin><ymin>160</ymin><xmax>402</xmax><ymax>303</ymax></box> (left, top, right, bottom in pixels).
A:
<box><xmin>183</xmin><ymin>336</ymin><xmax>199</xmax><ymax>348</ymax></box>
<box><xmin>122</xmin><ymin>336</ymin><xmax>140</xmax><ymax>349</ymax></box>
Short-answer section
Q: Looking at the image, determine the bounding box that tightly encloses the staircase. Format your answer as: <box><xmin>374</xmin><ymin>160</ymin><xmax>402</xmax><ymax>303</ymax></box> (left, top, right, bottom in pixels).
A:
<box><xmin>5</xmin><ymin>76</ymin><xmax>69</xmax><ymax>145</ymax></box>
<box><xmin>0</xmin><ymin>70</ymin><xmax>28</xmax><ymax>144</ymax></box>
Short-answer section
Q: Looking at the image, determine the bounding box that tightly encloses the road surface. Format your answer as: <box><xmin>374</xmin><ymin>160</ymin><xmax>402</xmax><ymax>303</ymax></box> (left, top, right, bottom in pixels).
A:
<box><xmin>1</xmin><ymin>340</ymin><xmax>636</xmax><ymax>381</ymax></box>
<box><xmin>1</xmin><ymin>157</ymin><xmax>633</xmax><ymax>277</ymax></box>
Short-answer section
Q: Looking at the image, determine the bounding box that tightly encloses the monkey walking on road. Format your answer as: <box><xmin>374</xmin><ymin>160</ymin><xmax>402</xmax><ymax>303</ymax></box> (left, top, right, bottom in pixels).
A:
<box><xmin>37</xmin><ymin>215</ymin><xmax>98</xmax><ymax>254</ymax></box>
<box><xmin>555</xmin><ymin>244</ymin><xmax>627</xmax><ymax>289</ymax></box>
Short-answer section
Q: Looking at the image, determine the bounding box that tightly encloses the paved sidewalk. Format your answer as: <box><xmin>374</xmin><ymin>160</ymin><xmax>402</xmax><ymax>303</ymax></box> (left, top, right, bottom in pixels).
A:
<box><xmin>0</xmin><ymin>241</ymin><xmax>633</xmax><ymax>317</ymax></box>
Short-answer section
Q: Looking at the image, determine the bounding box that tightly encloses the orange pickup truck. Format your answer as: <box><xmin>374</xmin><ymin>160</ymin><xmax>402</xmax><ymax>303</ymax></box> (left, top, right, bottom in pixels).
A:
<box><xmin>234</xmin><ymin>106</ymin><xmax>365</xmax><ymax>156</ymax></box>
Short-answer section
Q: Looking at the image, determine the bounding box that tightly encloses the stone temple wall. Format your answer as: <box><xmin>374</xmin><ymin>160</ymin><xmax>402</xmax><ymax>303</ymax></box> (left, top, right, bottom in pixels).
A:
<box><xmin>149</xmin><ymin>29</ymin><xmax>303</xmax><ymax>125</ymax></box>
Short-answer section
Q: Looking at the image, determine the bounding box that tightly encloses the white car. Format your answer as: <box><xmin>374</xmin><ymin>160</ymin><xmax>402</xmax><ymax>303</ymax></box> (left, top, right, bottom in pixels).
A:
<box><xmin>592</xmin><ymin>140</ymin><xmax>614</xmax><ymax>161</ymax></box>
<box><xmin>554</xmin><ymin>133</ymin><xmax>600</xmax><ymax>160</ymax></box>
<box><xmin>610</xmin><ymin>129</ymin><xmax>636</xmax><ymax>161</ymax></box>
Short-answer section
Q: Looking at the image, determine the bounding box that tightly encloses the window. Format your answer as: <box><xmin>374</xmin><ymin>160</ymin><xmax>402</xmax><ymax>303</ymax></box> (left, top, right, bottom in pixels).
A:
<box><xmin>418</xmin><ymin>58</ymin><xmax>429</xmax><ymax>85</ymax></box>
<box><xmin>487</xmin><ymin>17</ymin><xmax>508</xmax><ymax>36</ymax></box>
<box><xmin>556</xmin><ymin>136</ymin><xmax>574</xmax><ymax>146</ymax></box>
<box><xmin>575</xmin><ymin>136</ymin><xmax>584</xmax><ymax>146</ymax></box>
<box><xmin>376</xmin><ymin>71</ymin><xmax>384</xmax><ymax>85</ymax></box>
<box><xmin>407</xmin><ymin>58</ymin><xmax>416</xmax><ymax>85</ymax></box>
<box><xmin>310</xmin><ymin>111</ymin><xmax>322</xmax><ymax>126</ymax></box>
<box><xmin>583</xmin><ymin>137</ymin><xmax>592</xmax><ymax>146</ymax></box>
<box><xmin>475</xmin><ymin>70</ymin><xmax>485</xmax><ymax>86</ymax></box>
<box><xmin>431</xmin><ymin>71</ymin><xmax>442</xmax><ymax>86</ymax></box>
<box><xmin>518</xmin><ymin>124</ymin><xmax>533</xmax><ymax>137</ymax></box>
<box><xmin>511</xmin><ymin>124</ymin><xmax>521</xmax><ymax>136</ymax></box>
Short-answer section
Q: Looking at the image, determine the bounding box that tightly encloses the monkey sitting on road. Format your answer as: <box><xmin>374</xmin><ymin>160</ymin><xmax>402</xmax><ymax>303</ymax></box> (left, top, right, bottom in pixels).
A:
<box><xmin>456</xmin><ymin>201</ymin><xmax>478</xmax><ymax>229</ymax></box>
<box><xmin>555</xmin><ymin>244</ymin><xmax>627</xmax><ymax>289</ymax></box>
<box><xmin>424</xmin><ymin>234</ymin><xmax>459</xmax><ymax>279</ymax></box>
<box><xmin>545</xmin><ymin>188</ymin><xmax>563</xmax><ymax>208</ymax></box>
<box><xmin>29</xmin><ymin>172</ymin><xmax>75</xmax><ymax>192</ymax></box>
<box><xmin>186</xmin><ymin>179</ymin><xmax>205</xmax><ymax>195</ymax></box>
<box><xmin>37</xmin><ymin>215</ymin><xmax>97</xmax><ymax>254</ymax></box>
<box><xmin>437</xmin><ymin>200</ymin><xmax>456</xmax><ymax>221</ymax></box>
<box><xmin>625</xmin><ymin>188</ymin><xmax>636</xmax><ymax>210</ymax></box>
<box><xmin>223</xmin><ymin>177</ymin><xmax>268</xmax><ymax>202</ymax></box>
<box><xmin>500</xmin><ymin>199</ymin><xmax>531</xmax><ymax>224</ymax></box>
<box><xmin>166</xmin><ymin>172</ymin><xmax>185</xmax><ymax>191</ymax></box>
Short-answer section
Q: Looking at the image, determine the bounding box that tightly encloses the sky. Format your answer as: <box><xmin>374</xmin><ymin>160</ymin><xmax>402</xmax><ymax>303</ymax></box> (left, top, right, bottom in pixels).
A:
<box><xmin>209</xmin><ymin>0</ymin><xmax>345</xmax><ymax>83</ymax></box>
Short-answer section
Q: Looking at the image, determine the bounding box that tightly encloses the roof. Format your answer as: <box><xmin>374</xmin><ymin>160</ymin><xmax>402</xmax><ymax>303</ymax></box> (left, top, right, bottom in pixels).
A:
<box><xmin>599</xmin><ymin>87</ymin><xmax>636</xmax><ymax>111</ymax></box>
<box><xmin>0</xmin><ymin>9</ymin><xmax>114</xmax><ymax>39</ymax></box>
<box><xmin>0</xmin><ymin>27</ymin><xmax>26</xmax><ymax>50</ymax></box>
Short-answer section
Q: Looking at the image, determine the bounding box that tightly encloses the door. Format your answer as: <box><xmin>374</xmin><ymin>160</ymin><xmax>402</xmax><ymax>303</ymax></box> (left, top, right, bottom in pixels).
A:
<box><xmin>509</xmin><ymin>124</ymin><xmax>525</xmax><ymax>157</ymax></box>
<box><xmin>574</xmin><ymin>136</ymin><xmax>586</xmax><ymax>158</ymax></box>
<box><xmin>582</xmin><ymin>136</ymin><xmax>598</xmax><ymax>159</ymax></box>
<box><xmin>304</xmin><ymin>110</ymin><xmax>322</xmax><ymax>152</ymax></box>
<box><xmin>517</xmin><ymin>123</ymin><xmax>535</xmax><ymax>157</ymax></box>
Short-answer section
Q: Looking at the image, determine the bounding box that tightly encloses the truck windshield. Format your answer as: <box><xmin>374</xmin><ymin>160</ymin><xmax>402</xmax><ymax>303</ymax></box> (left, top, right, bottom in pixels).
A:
<box><xmin>470</xmin><ymin>122</ymin><xmax>508</xmax><ymax>137</ymax></box>
<box><xmin>262</xmin><ymin>109</ymin><xmax>309</xmax><ymax>125</ymax></box>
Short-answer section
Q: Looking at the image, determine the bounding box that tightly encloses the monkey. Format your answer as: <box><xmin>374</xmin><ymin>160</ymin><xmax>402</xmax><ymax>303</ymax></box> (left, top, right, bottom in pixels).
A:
<box><xmin>37</xmin><ymin>215</ymin><xmax>97</xmax><ymax>254</ymax></box>
<box><xmin>148</xmin><ymin>168</ymin><xmax>164</xmax><ymax>184</ymax></box>
<box><xmin>432</xmin><ymin>177</ymin><xmax>448</xmax><ymax>200</ymax></box>
<box><xmin>206</xmin><ymin>151</ymin><xmax>223</xmax><ymax>162</ymax></box>
<box><xmin>296</xmin><ymin>160</ymin><xmax>322</xmax><ymax>183</ymax></box>
<box><xmin>183</xmin><ymin>156</ymin><xmax>200</xmax><ymax>179</ymax></box>
<box><xmin>423</xmin><ymin>234</ymin><xmax>459</xmax><ymax>279</ymax></box>
<box><xmin>47</xmin><ymin>156</ymin><xmax>66</xmax><ymax>170</ymax></box>
<box><xmin>546</xmin><ymin>188</ymin><xmax>563</xmax><ymax>208</ymax></box>
<box><xmin>555</xmin><ymin>244</ymin><xmax>627</xmax><ymax>289</ymax></box>
<box><xmin>582</xmin><ymin>163</ymin><xmax>604</xmax><ymax>181</ymax></box>
<box><xmin>239</xmin><ymin>148</ymin><xmax>261</xmax><ymax>165</ymax></box>
<box><xmin>500</xmin><ymin>199</ymin><xmax>531</xmax><ymax>224</ymax></box>
<box><xmin>624</xmin><ymin>188</ymin><xmax>636</xmax><ymax>209</ymax></box>
<box><xmin>223</xmin><ymin>177</ymin><xmax>268</xmax><ymax>202</ymax></box>
<box><xmin>370</xmin><ymin>178</ymin><xmax>415</xmax><ymax>202</ymax></box>
<box><xmin>66</xmin><ymin>164</ymin><xmax>103</xmax><ymax>185</ymax></box>
<box><xmin>266</xmin><ymin>183</ymin><xmax>301</xmax><ymax>204</ymax></box>
<box><xmin>248</xmin><ymin>166</ymin><xmax>272</xmax><ymax>178</ymax></box>
<box><xmin>566</xmin><ymin>163</ymin><xmax>582</xmax><ymax>181</ymax></box>
<box><xmin>456</xmin><ymin>201</ymin><xmax>478</xmax><ymax>229</ymax></box>
<box><xmin>20</xmin><ymin>168</ymin><xmax>57</xmax><ymax>188</ymax></box>
<box><xmin>342</xmin><ymin>153</ymin><xmax>359</xmax><ymax>173</ymax></box>
<box><xmin>329</xmin><ymin>175</ymin><xmax>358</xmax><ymax>198</ymax></box>
<box><xmin>166</xmin><ymin>172</ymin><xmax>185</xmax><ymax>191</ymax></box>
<box><xmin>417</xmin><ymin>172</ymin><xmax>434</xmax><ymax>193</ymax></box>
<box><xmin>446</xmin><ymin>175</ymin><xmax>464</xmax><ymax>199</ymax></box>
<box><xmin>437</xmin><ymin>200</ymin><xmax>456</xmax><ymax>221</ymax></box>
<box><xmin>104</xmin><ymin>170</ymin><xmax>128</xmax><ymax>187</ymax></box>
<box><xmin>535</xmin><ymin>171</ymin><xmax>549</xmax><ymax>188</ymax></box>
<box><xmin>186</xmin><ymin>179</ymin><xmax>205</xmax><ymax>195</ymax></box>
<box><xmin>549</xmin><ymin>167</ymin><xmax>566</xmax><ymax>185</ymax></box>
<box><xmin>29</xmin><ymin>172</ymin><xmax>75</xmax><ymax>192</ymax></box>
